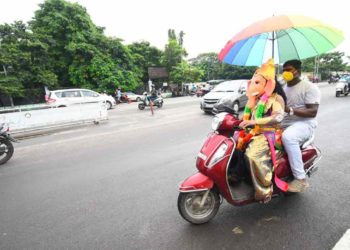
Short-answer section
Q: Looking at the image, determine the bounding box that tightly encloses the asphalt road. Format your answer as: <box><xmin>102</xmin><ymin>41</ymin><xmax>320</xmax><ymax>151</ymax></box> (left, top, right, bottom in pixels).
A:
<box><xmin>0</xmin><ymin>82</ymin><xmax>349</xmax><ymax>250</ymax></box>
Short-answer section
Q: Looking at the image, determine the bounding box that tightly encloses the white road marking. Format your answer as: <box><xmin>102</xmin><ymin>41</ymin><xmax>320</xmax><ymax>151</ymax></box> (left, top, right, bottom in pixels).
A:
<box><xmin>333</xmin><ymin>229</ymin><xmax>350</xmax><ymax>250</ymax></box>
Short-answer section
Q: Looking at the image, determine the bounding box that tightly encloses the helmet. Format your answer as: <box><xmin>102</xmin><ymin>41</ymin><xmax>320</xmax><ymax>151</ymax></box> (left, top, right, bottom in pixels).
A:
<box><xmin>143</xmin><ymin>92</ymin><xmax>148</xmax><ymax>95</ymax></box>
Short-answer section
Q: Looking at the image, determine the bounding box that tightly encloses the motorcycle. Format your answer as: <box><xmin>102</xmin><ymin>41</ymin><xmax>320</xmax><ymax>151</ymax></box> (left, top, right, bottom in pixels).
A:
<box><xmin>328</xmin><ymin>76</ymin><xmax>339</xmax><ymax>84</ymax></box>
<box><xmin>0</xmin><ymin>123</ymin><xmax>17</xmax><ymax>165</ymax></box>
<box><xmin>115</xmin><ymin>93</ymin><xmax>129</xmax><ymax>103</ymax></box>
<box><xmin>138</xmin><ymin>93</ymin><xmax>163</xmax><ymax>110</ymax></box>
<box><xmin>177</xmin><ymin>105</ymin><xmax>322</xmax><ymax>224</ymax></box>
<box><xmin>196</xmin><ymin>89</ymin><xmax>210</xmax><ymax>97</ymax></box>
<box><xmin>335</xmin><ymin>79</ymin><xmax>349</xmax><ymax>97</ymax></box>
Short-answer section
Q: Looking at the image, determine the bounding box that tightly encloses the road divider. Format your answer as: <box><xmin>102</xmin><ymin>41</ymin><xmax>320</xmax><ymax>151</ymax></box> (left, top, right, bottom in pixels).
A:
<box><xmin>0</xmin><ymin>102</ymin><xmax>108</xmax><ymax>138</ymax></box>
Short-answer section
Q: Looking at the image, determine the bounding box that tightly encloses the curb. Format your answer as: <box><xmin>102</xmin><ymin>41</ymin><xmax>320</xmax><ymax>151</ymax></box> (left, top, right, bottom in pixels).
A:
<box><xmin>333</xmin><ymin>229</ymin><xmax>350</xmax><ymax>250</ymax></box>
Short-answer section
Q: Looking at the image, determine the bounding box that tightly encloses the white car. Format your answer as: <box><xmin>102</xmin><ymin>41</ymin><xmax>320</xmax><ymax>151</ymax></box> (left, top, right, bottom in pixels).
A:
<box><xmin>123</xmin><ymin>92</ymin><xmax>143</xmax><ymax>102</ymax></box>
<box><xmin>200</xmin><ymin>80</ymin><xmax>248</xmax><ymax>114</ymax></box>
<box><xmin>46</xmin><ymin>89</ymin><xmax>116</xmax><ymax>109</ymax></box>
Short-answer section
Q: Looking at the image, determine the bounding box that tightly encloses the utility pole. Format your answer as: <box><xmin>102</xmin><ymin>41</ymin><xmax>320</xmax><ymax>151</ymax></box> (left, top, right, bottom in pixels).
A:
<box><xmin>314</xmin><ymin>56</ymin><xmax>319</xmax><ymax>82</ymax></box>
<box><xmin>207</xmin><ymin>57</ymin><xmax>211</xmax><ymax>81</ymax></box>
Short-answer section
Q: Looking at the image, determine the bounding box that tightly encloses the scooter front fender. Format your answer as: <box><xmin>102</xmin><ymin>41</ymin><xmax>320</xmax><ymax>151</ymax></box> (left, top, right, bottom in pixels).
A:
<box><xmin>179</xmin><ymin>172</ymin><xmax>213</xmax><ymax>192</ymax></box>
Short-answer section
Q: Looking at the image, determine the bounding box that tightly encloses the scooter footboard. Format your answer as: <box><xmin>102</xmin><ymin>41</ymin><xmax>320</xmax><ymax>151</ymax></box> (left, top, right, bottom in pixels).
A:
<box><xmin>179</xmin><ymin>172</ymin><xmax>214</xmax><ymax>192</ymax></box>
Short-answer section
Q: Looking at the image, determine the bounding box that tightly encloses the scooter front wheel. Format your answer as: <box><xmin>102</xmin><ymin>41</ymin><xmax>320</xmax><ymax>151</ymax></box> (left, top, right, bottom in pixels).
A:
<box><xmin>177</xmin><ymin>190</ymin><xmax>220</xmax><ymax>225</ymax></box>
<box><xmin>0</xmin><ymin>139</ymin><xmax>14</xmax><ymax>165</ymax></box>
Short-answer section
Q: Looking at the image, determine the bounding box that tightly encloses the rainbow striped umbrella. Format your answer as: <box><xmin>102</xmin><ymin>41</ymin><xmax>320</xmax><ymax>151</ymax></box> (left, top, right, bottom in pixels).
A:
<box><xmin>219</xmin><ymin>15</ymin><xmax>344</xmax><ymax>66</ymax></box>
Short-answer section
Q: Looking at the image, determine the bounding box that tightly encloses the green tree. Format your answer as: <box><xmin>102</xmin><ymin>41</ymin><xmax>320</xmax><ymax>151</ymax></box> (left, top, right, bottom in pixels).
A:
<box><xmin>0</xmin><ymin>21</ymin><xmax>57</xmax><ymax>104</ymax></box>
<box><xmin>190</xmin><ymin>52</ymin><xmax>256</xmax><ymax>81</ymax></box>
<box><xmin>301</xmin><ymin>51</ymin><xmax>348</xmax><ymax>79</ymax></box>
<box><xmin>219</xmin><ymin>64</ymin><xmax>256</xmax><ymax>80</ymax></box>
<box><xmin>29</xmin><ymin>0</ymin><xmax>141</xmax><ymax>94</ymax></box>
<box><xmin>170</xmin><ymin>61</ymin><xmax>204</xmax><ymax>83</ymax></box>
<box><xmin>162</xmin><ymin>29</ymin><xmax>188</xmax><ymax>83</ymax></box>
<box><xmin>128</xmin><ymin>41</ymin><xmax>163</xmax><ymax>84</ymax></box>
<box><xmin>162</xmin><ymin>39</ymin><xmax>185</xmax><ymax>72</ymax></box>
<box><xmin>189</xmin><ymin>52</ymin><xmax>221</xmax><ymax>80</ymax></box>
<box><xmin>163</xmin><ymin>29</ymin><xmax>187</xmax><ymax>68</ymax></box>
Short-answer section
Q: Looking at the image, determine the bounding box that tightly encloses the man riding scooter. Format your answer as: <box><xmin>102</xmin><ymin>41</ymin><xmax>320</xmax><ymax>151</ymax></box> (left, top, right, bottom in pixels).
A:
<box><xmin>281</xmin><ymin>59</ymin><xmax>321</xmax><ymax>192</ymax></box>
<box><xmin>177</xmin><ymin>58</ymin><xmax>322</xmax><ymax>224</ymax></box>
<box><xmin>149</xmin><ymin>85</ymin><xmax>158</xmax><ymax>102</ymax></box>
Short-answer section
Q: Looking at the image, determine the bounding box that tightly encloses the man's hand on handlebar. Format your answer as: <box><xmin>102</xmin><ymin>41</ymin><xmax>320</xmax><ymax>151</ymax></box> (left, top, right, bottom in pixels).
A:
<box><xmin>239</xmin><ymin>120</ymin><xmax>256</xmax><ymax>129</ymax></box>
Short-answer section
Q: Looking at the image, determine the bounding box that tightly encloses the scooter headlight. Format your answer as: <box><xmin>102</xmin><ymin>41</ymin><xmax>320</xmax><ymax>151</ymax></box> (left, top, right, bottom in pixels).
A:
<box><xmin>211</xmin><ymin>112</ymin><xmax>227</xmax><ymax>130</ymax></box>
<box><xmin>207</xmin><ymin>143</ymin><xmax>228</xmax><ymax>167</ymax></box>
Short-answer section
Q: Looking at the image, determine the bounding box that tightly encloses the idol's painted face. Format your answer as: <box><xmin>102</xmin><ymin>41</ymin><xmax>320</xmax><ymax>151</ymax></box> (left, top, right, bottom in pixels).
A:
<box><xmin>247</xmin><ymin>74</ymin><xmax>267</xmax><ymax>97</ymax></box>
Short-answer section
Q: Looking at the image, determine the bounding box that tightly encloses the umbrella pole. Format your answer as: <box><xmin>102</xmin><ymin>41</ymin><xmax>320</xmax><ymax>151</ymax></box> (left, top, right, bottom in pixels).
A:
<box><xmin>272</xmin><ymin>31</ymin><xmax>275</xmax><ymax>59</ymax></box>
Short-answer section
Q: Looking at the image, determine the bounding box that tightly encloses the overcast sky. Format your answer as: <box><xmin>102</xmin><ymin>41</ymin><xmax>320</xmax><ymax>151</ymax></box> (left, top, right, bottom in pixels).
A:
<box><xmin>1</xmin><ymin>0</ymin><xmax>349</xmax><ymax>59</ymax></box>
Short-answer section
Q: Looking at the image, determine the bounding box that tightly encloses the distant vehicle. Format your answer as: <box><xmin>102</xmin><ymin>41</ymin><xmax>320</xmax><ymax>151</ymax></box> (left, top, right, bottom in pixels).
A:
<box><xmin>207</xmin><ymin>79</ymin><xmax>225</xmax><ymax>87</ymax></box>
<box><xmin>161</xmin><ymin>91</ymin><xmax>173</xmax><ymax>98</ymax></box>
<box><xmin>196</xmin><ymin>83</ymin><xmax>212</xmax><ymax>97</ymax></box>
<box><xmin>46</xmin><ymin>89</ymin><xmax>116</xmax><ymax>109</ymax></box>
<box><xmin>328</xmin><ymin>75</ymin><xmax>339</xmax><ymax>84</ymax></box>
<box><xmin>0</xmin><ymin>123</ymin><xmax>17</xmax><ymax>165</ymax></box>
<box><xmin>195</xmin><ymin>80</ymin><xmax>226</xmax><ymax>97</ymax></box>
<box><xmin>138</xmin><ymin>93</ymin><xmax>163</xmax><ymax>110</ymax></box>
<box><xmin>200</xmin><ymin>80</ymin><xmax>248</xmax><ymax>114</ymax></box>
<box><xmin>335</xmin><ymin>77</ymin><xmax>350</xmax><ymax>97</ymax></box>
<box><xmin>123</xmin><ymin>92</ymin><xmax>143</xmax><ymax>102</ymax></box>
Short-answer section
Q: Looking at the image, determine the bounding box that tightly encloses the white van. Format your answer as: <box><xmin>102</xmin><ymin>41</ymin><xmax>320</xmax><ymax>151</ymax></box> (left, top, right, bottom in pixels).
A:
<box><xmin>200</xmin><ymin>80</ymin><xmax>248</xmax><ymax>114</ymax></box>
<box><xmin>46</xmin><ymin>89</ymin><xmax>116</xmax><ymax>110</ymax></box>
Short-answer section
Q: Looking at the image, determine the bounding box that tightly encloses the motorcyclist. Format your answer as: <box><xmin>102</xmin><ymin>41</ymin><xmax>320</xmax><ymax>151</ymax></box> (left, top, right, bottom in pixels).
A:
<box><xmin>149</xmin><ymin>85</ymin><xmax>158</xmax><ymax>102</ymax></box>
<box><xmin>346</xmin><ymin>76</ymin><xmax>350</xmax><ymax>92</ymax></box>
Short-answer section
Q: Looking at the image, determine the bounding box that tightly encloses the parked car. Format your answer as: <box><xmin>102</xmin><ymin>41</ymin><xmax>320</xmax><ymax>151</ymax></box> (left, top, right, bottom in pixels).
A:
<box><xmin>200</xmin><ymin>80</ymin><xmax>248</xmax><ymax>114</ymax></box>
<box><xmin>161</xmin><ymin>91</ymin><xmax>173</xmax><ymax>98</ymax></box>
<box><xmin>46</xmin><ymin>89</ymin><xmax>116</xmax><ymax>109</ymax></box>
<box><xmin>123</xmin><ymin>92</ymin><xmax>143</xmax><ymax>102</ymax></box>
<box><xmin>207</xmin><ymin>79</ymin><xmax>225</xmax><ymax>88</ymax></box>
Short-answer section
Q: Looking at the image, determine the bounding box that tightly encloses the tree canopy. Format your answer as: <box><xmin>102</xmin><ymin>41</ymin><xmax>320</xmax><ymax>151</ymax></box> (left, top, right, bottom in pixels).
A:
<box><xmin>0</xmin><ymin>0</ymin><xmax>349</xmax><ymax>106</ymax></box>
<box><xmin>29</xmin><ymin>0</ymin><xmax>140</xmax><ymax>95</ymax></box>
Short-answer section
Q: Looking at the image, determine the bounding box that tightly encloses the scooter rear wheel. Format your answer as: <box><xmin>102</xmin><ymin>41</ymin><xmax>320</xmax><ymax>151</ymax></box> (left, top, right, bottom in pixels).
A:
<box><xmin>138</xmin><ymin>103</ymin><xmax>145</xmax><ymax>110</ymax></box>
<box><xmin>177</xmin><ymin>190</ymin><xmax>220</xmax><ymax>224</ymax></box>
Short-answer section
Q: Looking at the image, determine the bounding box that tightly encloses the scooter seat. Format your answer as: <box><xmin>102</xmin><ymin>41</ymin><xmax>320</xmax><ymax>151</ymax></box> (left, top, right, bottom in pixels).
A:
<box><xmin>301</xmin><ymin>134</ymin><xmax>314</xmax><ymax>149</ymax></box>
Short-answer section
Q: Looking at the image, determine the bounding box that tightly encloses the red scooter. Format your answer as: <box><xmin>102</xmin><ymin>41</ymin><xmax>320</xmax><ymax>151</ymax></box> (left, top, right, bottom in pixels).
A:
<box><xmin>177</xmin><ymin>108</ymin><xmax>322</xmax><ymax>225</ymax></box>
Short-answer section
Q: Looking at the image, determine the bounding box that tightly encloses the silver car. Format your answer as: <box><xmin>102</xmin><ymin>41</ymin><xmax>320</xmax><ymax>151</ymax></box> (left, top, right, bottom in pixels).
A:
<box><xmin>200</xmin><ymin>80</ymin><xmax>248</xmax><ymax>114</ymax></box>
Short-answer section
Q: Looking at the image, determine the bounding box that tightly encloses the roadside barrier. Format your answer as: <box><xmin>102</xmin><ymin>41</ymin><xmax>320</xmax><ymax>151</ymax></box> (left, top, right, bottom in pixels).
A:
<box><xmin>0</xmin><ymin>102</ymin><xmax>108</xmax><ymax>136</ymax></box>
